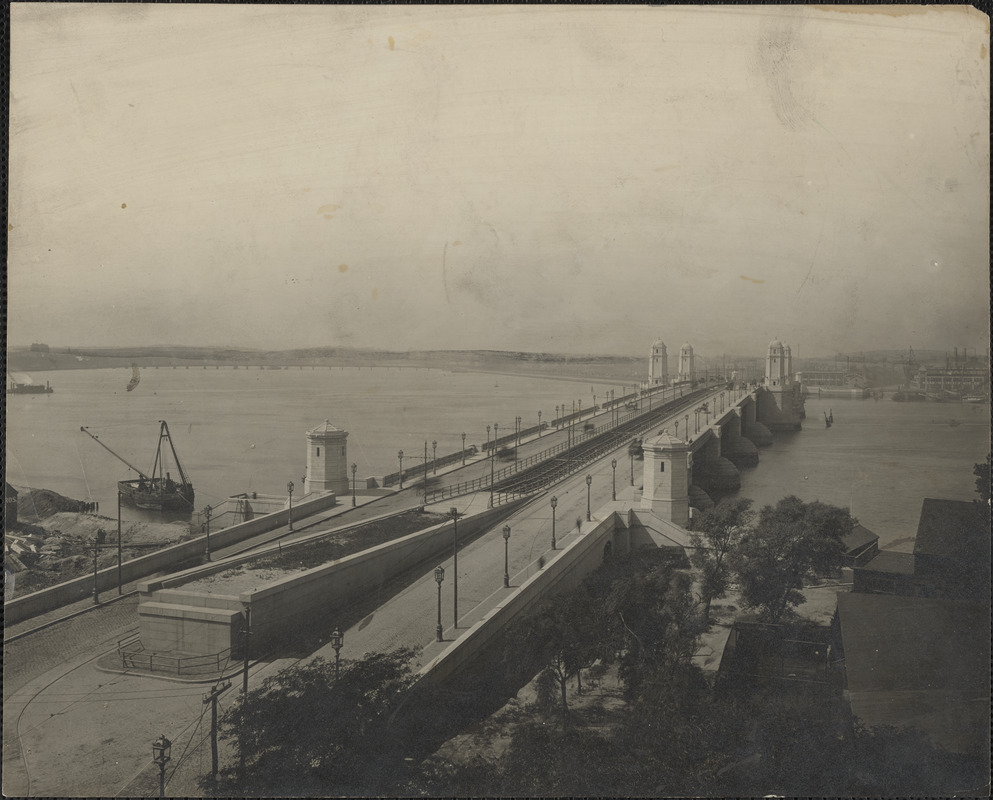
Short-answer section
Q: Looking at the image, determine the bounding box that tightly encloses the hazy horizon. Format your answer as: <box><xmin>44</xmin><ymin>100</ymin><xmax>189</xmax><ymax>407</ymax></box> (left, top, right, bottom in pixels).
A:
<box><xmin>8</xmin><ymin>5</ymin><xmax>990</xmax><ymax>357</ymax></box>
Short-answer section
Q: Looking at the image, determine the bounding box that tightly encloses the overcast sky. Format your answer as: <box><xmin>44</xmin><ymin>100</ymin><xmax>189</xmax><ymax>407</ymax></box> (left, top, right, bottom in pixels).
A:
<box><xmin>8</xmin><ymin>4</ymin><xmax>990</xmax><ymax>358</ymax></box>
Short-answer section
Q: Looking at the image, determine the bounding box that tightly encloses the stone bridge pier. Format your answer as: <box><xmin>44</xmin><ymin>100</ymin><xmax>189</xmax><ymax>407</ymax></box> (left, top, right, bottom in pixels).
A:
<box><xmin>722</xmin><ymin>407</ymin><xmax>760</xmax><ymax>468</ymax></box>
<box><xmin>741</xmin><ymin>393</ymin><xmax>774</xmax><ymax>447</ymax></box>
<box><xmin>692</xmin><ymin>422</ymin><xmax>741</xmax><ymax>502</ymax></box>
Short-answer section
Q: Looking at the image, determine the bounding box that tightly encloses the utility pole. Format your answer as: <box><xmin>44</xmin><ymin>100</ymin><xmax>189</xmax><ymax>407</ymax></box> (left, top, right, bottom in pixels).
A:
<box><xmin>117</xmin><ymin>491</ymin><xmax>123</xmax><ymax>595</ymax></box>
<box><xmin>92</xmin><ymin>543</ymin><xmax>100</xmax><ymax>604</ymax></box>
<box><xmin>203</xmin><ymin>680</ymin><xmax>231</xmax><ymax>782</ymax></box>
<box><xmin>242</xmin><ymin>606</ymin><xmax>252</xmax><ymax>696</ymax></box>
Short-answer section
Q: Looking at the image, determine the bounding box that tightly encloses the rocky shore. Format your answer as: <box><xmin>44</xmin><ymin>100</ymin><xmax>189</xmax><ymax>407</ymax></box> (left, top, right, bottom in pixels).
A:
<box><xmin>5</xmin><ymin>486</ymin><xmax>190</xmax><ymax>597</ymax></box>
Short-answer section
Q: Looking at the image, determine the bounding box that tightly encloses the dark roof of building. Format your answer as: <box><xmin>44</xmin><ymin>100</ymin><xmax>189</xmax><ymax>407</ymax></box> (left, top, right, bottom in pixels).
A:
<box><xmin>842</xmin><ymin>523</ymin><xmax>878</xmax><ymax>554</ymax></box>
<box><xmin>836</xmin><ymin>592</ymin><xmax>990</xmax><ymax>756</ymax></box>
<box><xmin>5</xmin><ymin>482</ymin><xmax>18</xmax><ymax>498</ymax></box>
<box><xmin>914</xmin><ymin>498</ymin><xmax>987</xmax><ymax>561</ymax></box>
<box><xmin>857</xmin><ymin>549</ymin><xmax>915</xmax><ymax>575</ymax></box>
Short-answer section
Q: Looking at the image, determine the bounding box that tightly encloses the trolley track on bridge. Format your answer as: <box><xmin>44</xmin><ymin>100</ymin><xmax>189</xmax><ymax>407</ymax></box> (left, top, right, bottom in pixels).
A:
<box><xmin>491</xmin><ymin>388</ymin><xmax>717</xmax><ymax>495</ymax></box>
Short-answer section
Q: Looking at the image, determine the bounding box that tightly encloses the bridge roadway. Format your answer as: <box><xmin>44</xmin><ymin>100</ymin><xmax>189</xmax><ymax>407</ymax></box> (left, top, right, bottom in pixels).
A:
<box><xmin>2</xmin><ymin>384</ymin><xmax>744</xmax><ymax>797</ymax></box>
<box><xmin>229</xmin><ymin>382</ymin><xmax>725</xmax><ymax>554</ymax></box>
<box><xmin>243</xmin><ymin>385</ymin><xmax>745</xmax><ymax>672</ymax></box>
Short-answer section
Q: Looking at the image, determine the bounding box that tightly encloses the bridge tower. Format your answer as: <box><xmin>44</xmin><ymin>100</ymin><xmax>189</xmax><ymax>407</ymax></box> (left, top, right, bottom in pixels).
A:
<box><xmin>760</xmin><ymin>339</ymin><xmax>804</xmax><ymax>431</ymax></box>
<box><xmin>649</xmin><ymin>337</ymin><xmax>669</xmax><ymax>386</ymax></box>
<box><xmin>678</xmin><ymin>343</ymin><xmax>696</xmax><ymax>383</ymax></box>
<box><xmin>640</xmin><ymin>431</ymin><xmax>690</xmax><ymax>527</ymax></box>
<box><xmin>304</xmin><ymin>420</ymin><xmax>349</xmax><ymax>495</ymax></box>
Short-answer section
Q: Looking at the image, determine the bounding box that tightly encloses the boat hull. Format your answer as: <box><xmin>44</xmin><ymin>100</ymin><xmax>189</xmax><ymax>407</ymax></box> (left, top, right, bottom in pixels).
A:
<box><xmin>118</xmin><ymin>479</ymin><xmax>195</xmax><ymax>512</ymax></box>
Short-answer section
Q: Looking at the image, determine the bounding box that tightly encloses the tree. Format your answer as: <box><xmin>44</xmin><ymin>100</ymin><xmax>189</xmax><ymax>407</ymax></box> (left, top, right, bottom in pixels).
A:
<box><xmin>690</xmin><ymin>497</ymin><xmax>755</xmax><ymax>623</ymax></box>
<box><xmin>216</xmin><ymin>647</ymin><xmax>418</xmax><ymax>796</ymax></box>
<box><xmin>603</xmin><ymin>566</ymin><xmax>703</xmax><ymax>700</ymax></box>
<box><xmin>512</xmin><ymin>592</ymin><xmax>599</xmax><ymax>724</ymax></box>
<box><xmin>732</xmin><ymin>496</ymin><xmax>853</xmax><ymax>623</ymax></box>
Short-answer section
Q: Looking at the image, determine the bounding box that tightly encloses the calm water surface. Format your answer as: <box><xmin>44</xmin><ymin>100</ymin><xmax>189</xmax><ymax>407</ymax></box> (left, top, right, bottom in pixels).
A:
<box><xmin>4</xmin><ymin>367</ymin><xmax>621</xmax><ymax>520</ymax></box>
<box><xmin>6</xmin><ymin>369</ymin><xmax>988</xmax><ymax>545</ymax></box>
<box><xmin>735</xmin><ymin>396</ymin><xmax>989</xmax><ymax>551</ymax></box>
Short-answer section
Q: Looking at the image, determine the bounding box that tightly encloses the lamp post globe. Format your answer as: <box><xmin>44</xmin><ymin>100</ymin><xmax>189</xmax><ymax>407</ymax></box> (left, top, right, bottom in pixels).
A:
<box><xmin>502</xmin><ymin>525</ymin><xmax>511</xmax><ymax>588</ymax></box>
<box><xmin>286</xmin><ymin>481</ymin><xmax>294</xmax><ymax>531</ymax></box>
<box><xmin>550</xmin><ymin>495</ymin><xmax>558</xmax><ymax>549</ymax></box>
<box><xmin>434</xmin><ymin>566</ymin><xmax>445</xmax><ymax>641</ymax></box>
<box><xmin>330</xmin><ymin>627</ymin><xmax>343</xmax><ymax>681</ymax></box>
<box><xmin>585</xmin><ymin>474</ymin><xmax>592</xmax><ymax>521</ymax></box>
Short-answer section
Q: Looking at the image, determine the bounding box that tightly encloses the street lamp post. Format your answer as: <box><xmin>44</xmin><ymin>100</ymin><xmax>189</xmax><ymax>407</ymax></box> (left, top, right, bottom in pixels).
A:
<box><xmin>117</xmin><ymin>490</ymin><xmax>123</xmax><ymax>594</ymax></box>
<box><xmin>287</xmin><ymin>481</ymin><xmax>294</xmax><ymax>531</ymax></box>
<box><xmin>398</xmin><ymin>450</ymin><xmax>404</xmax><ymax>489</ymax></box>
<box><xmin>432</xmin><ymin>440</ymin><xmax>437</xmax><ymax>473</ymax></box>
<box><xmin>630</xmin><ymin>452</ymin><xmax>634</xmax><ymax>485</ymax></box>
<box><xmin>152</xmin><ymin>734</ymin><xmax>171</xmax><ymax>799</ymax></box>
<box><xmin>461</xmin><ymin>432</ymin><xmax>466</xmax><ymax>464</ymax></box>
<box><xmin>92</xmin><ymin>541</ymin><xmax>100</xmax><ymax>604</ymax></box>
<box><xmin>351</xmin><ymin>463</ymin><xmax>357</xmax><ymax>507</ymax></box>
<box><xmin>555</xmin><ymin>405</ymin><xmax>559</xmax><ymax>428</ymax></box>
<box><xmin>537</xmin><ymin>410</ymin><xmax>542</xmax><ymax>436</ymax></box>
<box><xmin>203</xmin><ymin>504</ymin><xmax>212</xmax><ymax>561</ymax></box>
<box><xmin>490</xmin><ymin>423</ymin><xmax>498</xmax><ymax>507</ymax></box>
<box><xmin>550</xmin><ymin>495</ymin><xmax>558</xmax><ymax>549</ymax></box>
<box><xmin>586</xmin><ymin>474</ymin><xmax>592</xmax><ymax>521</ymax></box>
<box><xmin>685</xmin><ymin>414</ymin><xmax>690</xmax><ymax>439</ymax></box>
<box><xmin>434</xmin><ymin>566</ymin><xmax>445</xmax><ymax>641</ymax></box>
<box><xmin>502</xmin><ymin>525</ymin><xmax>511</xmax><ymax>587</ymax></box>
<box><xmin>451</xmin><ymin>507</ymin><xmax>460</xmax><ymax>627</ymax></box>
<box><xmin>330</xmin><ymin>628</ymin><xmax>343</xmax><ymax>681</ymax></box>
<box><xmin>611</xmin><ymin>459</ymin><xmax>617</xmax><ymax>501</ymax></box>
<box><xmin>424</xmin><ymin>441</ymin><xmax>429</xmax><ymax>504</ymax></box>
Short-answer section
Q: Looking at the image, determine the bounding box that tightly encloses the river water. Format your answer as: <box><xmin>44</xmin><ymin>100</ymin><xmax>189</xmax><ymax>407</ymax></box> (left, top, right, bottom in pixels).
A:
<box><xmin>736</xmin><ymin>395</ymin><xmax>989</xmax><ymax>551</ymax></box>
<box><xmin>4</xmin><ymin>367</ymin><xmax>623</xmax><ymax>521</ymax></box>
<box><xmin>5</xmin><ymin>368</ymin><xmax>988</xmax><ymax>547</ymax></box>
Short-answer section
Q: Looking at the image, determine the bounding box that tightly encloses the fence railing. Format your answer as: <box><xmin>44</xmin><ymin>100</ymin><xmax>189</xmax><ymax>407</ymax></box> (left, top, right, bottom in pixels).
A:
<box><xmin>118</xmin><ymin>633</ymin><xmax>234</xmax><ymax>676</ymax></box>
<box><xmin>382</xmin><ymin>447</ymin><xmax>478</xmax><ymax>488</ymax></box>
<box><xmin>396</xmin><ymin>385</ymin><xmax>728</xmax><ymax>505</ymax></box>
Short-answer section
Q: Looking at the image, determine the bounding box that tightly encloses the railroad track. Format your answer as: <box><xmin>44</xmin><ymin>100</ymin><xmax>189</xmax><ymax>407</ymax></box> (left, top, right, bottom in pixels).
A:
<box><xmin>491</xmin><ymin>388</ymin><xmax>715</xmax><ymax>494</ymax></box>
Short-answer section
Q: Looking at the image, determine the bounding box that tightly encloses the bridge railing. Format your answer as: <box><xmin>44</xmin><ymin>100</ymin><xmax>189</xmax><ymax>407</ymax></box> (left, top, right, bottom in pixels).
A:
<box><xmin>421</xmin><ymin>386</ymin><xmax>733</xmax><ymax>505</ymax></box>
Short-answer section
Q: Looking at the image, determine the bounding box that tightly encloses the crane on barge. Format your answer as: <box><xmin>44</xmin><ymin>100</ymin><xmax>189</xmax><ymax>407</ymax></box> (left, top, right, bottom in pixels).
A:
<box><xmin>80</xmin><ymin>421</ymin><xmax>195</xmax><ymax>512</ymax></box>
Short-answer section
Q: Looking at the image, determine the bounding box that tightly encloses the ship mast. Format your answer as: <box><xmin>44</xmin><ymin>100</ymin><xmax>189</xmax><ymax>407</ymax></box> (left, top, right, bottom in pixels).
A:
<box><xmin>154</xmin><ymin>421</ymin><xmax>191</xmax><ymax>487</ymax></box>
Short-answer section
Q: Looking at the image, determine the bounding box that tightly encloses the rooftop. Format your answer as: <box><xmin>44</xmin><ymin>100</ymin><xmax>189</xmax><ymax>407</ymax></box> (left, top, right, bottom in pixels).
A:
<box><xmin>914</xmin><ymin>498</ymin><xmax>987</xmax><ymax>561</ymax></box>
<box><xmin>858</xmin><ymin>549</ymin><xmax>915</xmax><ymax>575</ymax></box>
<box><xmin>837</xmin><ymin>592</ymin><xmax>989</xmax><ymax>756</ymax></box>
<box><xmin>842</xmin><ymin>523</ymin><xmax>878</xmax><ymax>554</ymax></box>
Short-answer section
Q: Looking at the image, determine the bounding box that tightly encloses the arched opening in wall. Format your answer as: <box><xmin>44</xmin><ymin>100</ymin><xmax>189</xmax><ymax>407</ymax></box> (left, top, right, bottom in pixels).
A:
<box><xmin>603</xmin><ymin>540</ymin><xmax>613</xmax><ymax>562</ymax></box>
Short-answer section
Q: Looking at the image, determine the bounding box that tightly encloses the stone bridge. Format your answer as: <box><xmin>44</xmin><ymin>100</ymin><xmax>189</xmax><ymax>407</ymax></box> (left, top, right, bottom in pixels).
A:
<box><xmin>648</xmin><ymin>383</ymin><xmax>802</xmax><ymax>520</ymax></box>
